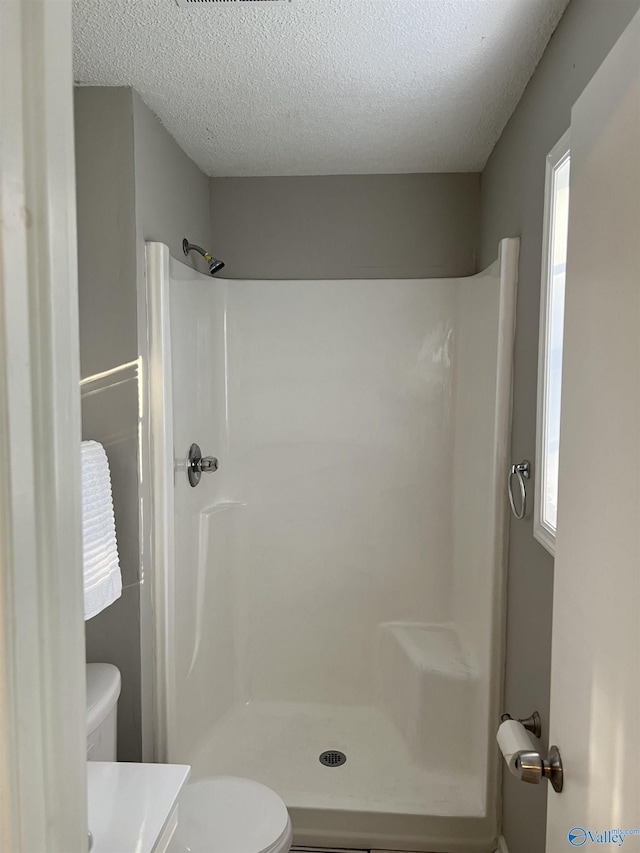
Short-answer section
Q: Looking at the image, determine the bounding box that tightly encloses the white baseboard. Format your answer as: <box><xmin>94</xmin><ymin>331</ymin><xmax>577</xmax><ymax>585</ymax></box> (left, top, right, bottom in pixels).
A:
<box><xmin>495</xmin><ymin>837</ymin><xmax>509</xmax><ymax>853</ymax></box>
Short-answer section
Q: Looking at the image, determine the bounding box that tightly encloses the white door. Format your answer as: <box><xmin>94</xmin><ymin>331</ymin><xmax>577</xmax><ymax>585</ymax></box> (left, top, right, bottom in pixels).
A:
<box><xmin>547</xmin><ymin>10</ymin><xmax>640</xmax><ymax>852</ymax></box>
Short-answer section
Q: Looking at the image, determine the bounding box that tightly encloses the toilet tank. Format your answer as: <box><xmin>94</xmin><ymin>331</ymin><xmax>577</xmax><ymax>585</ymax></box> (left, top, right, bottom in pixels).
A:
<box><xmin>86</xmin><ymin>663</ymin><xmax>121</xmax><ymax>761</ymax></box>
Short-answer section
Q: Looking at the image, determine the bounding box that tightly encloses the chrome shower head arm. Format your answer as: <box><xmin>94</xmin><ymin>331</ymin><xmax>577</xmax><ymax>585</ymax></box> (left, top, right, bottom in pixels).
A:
<box><xmin>182</xmin><ymin>238</ymin><xmax>225</xmax><ymax>277</ymax></box>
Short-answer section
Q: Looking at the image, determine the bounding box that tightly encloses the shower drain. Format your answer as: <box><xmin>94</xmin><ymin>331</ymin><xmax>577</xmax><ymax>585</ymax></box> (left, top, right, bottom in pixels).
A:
<box><xmin>319</xmin><ymin>750</ymin><xmax>347</xmax><ymax>767</ymax></box>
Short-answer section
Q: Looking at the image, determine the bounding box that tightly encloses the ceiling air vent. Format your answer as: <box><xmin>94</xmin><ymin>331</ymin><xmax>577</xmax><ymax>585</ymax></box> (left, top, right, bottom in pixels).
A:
<box><xmin>176</xmin><ymin>0</ymin><xmax>289</xmax><ymax>5</ymax></box>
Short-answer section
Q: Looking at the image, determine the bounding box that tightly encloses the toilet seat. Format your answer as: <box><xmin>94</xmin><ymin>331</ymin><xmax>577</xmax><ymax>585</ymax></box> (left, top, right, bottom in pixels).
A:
<box><xmin>171</xmin><ymin>776</ymin><xmax>292</xmax><ymax>853</ymax></box>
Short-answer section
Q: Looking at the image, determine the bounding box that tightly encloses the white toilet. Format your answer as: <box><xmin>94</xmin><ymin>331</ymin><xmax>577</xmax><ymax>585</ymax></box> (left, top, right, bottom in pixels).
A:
<box><xmin>86</xmin><ymin>663</ymin><xmax>121</xmax><ymax>760</ymax></box>
<box><xmin>168</xmin><ymin>777</ymin><xmax>292</xmax><ymax>853</ymax></box>
<box><xmin>86</xmin><ymin>663</ymin><xmax>293</xmax><ymax>853</ymax></box>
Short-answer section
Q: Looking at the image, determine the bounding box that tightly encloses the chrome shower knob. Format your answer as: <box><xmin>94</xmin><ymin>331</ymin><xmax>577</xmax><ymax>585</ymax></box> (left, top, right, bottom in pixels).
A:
<box><xmin>187</xmin><ymin>443</ymin><xmax>219</xmax><ymax>487</ymax></box>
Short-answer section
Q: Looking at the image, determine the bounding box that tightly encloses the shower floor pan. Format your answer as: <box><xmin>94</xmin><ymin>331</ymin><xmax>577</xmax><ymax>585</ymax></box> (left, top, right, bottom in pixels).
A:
<box><xmin>189</xmin><ymin>701</ymin><xmax>492</xmax><ymax>852</ymax></box>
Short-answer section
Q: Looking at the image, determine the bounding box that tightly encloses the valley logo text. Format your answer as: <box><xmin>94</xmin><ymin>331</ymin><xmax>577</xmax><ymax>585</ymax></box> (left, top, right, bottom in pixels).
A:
<box><xmin>568</xmin><ymin>827</ymin><xmax>640</xmax><ymax>847</ymax></box>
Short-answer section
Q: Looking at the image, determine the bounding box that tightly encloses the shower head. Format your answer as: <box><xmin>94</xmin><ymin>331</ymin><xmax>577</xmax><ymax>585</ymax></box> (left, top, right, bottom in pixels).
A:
<box><xmin>182</xmin><ymin>238</ymin><xmax>225</xmax><ymax>276</ymax></box>
<box><xmin>207</xmin><ymin>256</ymin><xmax>225</xmax><ymax>276</ymax></box>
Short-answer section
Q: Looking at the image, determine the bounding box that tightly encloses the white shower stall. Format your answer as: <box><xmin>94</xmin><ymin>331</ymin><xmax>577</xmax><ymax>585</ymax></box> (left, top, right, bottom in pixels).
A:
<box><xmin>146</xmin><ymin>238</ymin><xmax>518</xmax><ymax>852</ymax></box>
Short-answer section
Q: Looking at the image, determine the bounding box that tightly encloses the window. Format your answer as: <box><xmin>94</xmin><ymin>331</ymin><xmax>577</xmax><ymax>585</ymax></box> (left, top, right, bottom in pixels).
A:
<box><xmin>535</xmin><ymin>130</ymin><xmax>570</xmax><ymax>555</ymax></box>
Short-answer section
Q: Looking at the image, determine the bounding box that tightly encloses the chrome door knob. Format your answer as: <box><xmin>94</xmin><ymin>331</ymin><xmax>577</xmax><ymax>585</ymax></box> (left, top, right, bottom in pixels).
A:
<box><xmin>187</xmin><ymin>443</ymin><xmax>219</xmax><ymax>487</ymax></box>
<box><xmin>516</xmin><ymin>751</ymin><xmax>544</xmax><ymax>784</ymax></box>
<box><xmin>515</xmin><ymin>745</ymin><xmax>564</xmax><ymax>793</ymax></box>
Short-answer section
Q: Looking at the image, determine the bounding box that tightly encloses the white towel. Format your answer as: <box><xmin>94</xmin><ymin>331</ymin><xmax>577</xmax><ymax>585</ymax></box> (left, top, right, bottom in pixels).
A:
<box><xmin>81</xmin><ymin>441</ymin><xmax>122</xmax><ymax>620</ymax></box>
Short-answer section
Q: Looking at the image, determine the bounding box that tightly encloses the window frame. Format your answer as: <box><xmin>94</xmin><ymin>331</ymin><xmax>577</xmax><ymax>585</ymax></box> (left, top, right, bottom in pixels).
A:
<box><xmin>534</xmin><ymin>129</ymin><xmax>571</xmax><ymax>556</ymax></box>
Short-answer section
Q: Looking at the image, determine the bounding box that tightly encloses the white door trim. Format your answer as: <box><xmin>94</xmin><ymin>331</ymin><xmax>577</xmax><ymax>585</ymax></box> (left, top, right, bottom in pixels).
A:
<box><xmin>0</xmin><ymin>2</ymin><xmax>87</xmax><ymax>850</ymax></box>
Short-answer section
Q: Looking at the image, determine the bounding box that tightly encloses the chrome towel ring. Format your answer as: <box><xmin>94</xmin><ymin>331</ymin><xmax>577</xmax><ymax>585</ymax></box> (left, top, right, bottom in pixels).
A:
<box><xmin>509</xmin><ymin>460</ymin><xmax>530</xmax><ymax>520</ymax></box>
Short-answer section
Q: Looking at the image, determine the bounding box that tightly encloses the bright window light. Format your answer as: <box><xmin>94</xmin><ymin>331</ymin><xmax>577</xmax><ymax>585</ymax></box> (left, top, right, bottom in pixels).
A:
<box><xmin>535</xmin><ymin>130</ymin><xmax>570</xmax><ymax>555</ymax></box>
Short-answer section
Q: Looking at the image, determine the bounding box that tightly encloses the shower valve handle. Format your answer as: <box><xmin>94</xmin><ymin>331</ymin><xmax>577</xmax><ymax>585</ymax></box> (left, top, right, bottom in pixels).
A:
<box><xmin>199</xmin><ymin>456</ymin><xmax>219</xmax><ymax>472</ymax></box>
<box><xmin>187</xmin><ymin>443</ymin><xmax>219</xmax><ymax>487</ymax></box>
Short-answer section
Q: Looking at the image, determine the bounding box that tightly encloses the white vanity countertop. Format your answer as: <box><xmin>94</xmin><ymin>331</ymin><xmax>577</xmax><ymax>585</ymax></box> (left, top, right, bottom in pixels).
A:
<box><xmin>87</xmin><ymin>761</ymin><xmax>190</xmax><ymax>853</ymax></box>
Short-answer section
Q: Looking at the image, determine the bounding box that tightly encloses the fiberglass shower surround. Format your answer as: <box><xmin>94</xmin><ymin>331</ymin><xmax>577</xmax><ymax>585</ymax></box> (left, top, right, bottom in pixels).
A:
<box><xmin>146</xmin><ymin>239</ymin><xmax>518</xmax><ymax>852</ymax></box>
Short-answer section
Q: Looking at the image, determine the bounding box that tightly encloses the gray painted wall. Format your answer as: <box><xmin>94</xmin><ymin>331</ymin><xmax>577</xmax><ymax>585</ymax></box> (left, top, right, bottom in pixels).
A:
<box><xmin>75</xmin><ymin>88</ymin><xmax>137</xmax><ymax>379</ymax></box>
<box><xmin>75</xmin><ymin>86</ymin><xmax>211</xmax><ymax>761</ymax></box>
<box><xmin>479</xmin><ymin>3</ymin><xmax>640</xmax><ymax>852</ymax></box>
<box><xmin>75</xmin><ymin>87</ymin><xmax>142</xmax><ymax>762</ymax></box>
<box><xmin>209</xmin><ymin>173</ymin><xmax>479</xmax><ymax>279</ymax></box>
<box><xmin>132</xmin><ymin>90</ymin><xmax>211</xmax><ymax>267</ymax></box>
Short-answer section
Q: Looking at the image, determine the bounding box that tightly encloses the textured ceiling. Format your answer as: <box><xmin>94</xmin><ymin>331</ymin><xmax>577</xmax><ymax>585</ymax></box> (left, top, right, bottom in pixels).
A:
<box><xmin>73</xmin><ymin>0</ymin><xmax>569</xmax><ymax>177</ymax></box>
